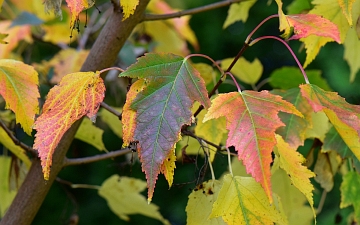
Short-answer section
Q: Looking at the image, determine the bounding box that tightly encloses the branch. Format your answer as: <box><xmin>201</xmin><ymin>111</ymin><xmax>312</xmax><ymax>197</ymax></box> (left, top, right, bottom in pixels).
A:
<box><xmin>182</xmin><ymin>129</ymin><xmax>222</xmax><ymax>151</ymax></box>
<box><xmin>100</xmin><ymin>102</ymin><xmax>122</xmax><ymax>120</ymax></box>
<box><xmin>63</xmin><ymin>147</ymin><xmax>131</xmax><ymax>167</ymax></box>
<box><xmin>0</xmin><ymin>119</ymin><xmax>37</xmax><ymax>156</ymax></box>
<box><xmin>142</xmin><ymin>0</ymin><xmax>243</xmax><ymax>21</ymax></box>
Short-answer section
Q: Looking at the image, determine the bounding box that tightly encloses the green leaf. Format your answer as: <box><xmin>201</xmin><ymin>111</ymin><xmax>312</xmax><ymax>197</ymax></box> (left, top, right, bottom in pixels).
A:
<box><xmin>340</xmin><ymin>171</ymin><xmax>360</xmax><ymax>223</ymax></box>
<box><xmin>269</xmin><ymin>67</ymin><xmax>331</xmax><ymax>91</ymax></box>
<box><xmin>223</xmin><ymin>0</ymin><xmax>257</xmax><ymax>28</ymax></box>
<box><xmin>221</xmin><ymin>57</ymin><xmax>263</xmax><ymax>85</ymax></box>
<box><xmin>120</xmin><ymin>53</ymin><xmax>210</xmax><ymax>201</ymax></box>
<box><xmin>75</xmin><ymin>117</ymin><xmax>107</xmax><ymax>151</ymax></box>
<box><xmin>344</xmin><ymin>28</ymin><xmax>360</xmax><ymax>82</ymax></box>
<box><xmin>99</xmin><ymin>107</ymin><xmax>122</xmax><ymax>138</ymax></box>
<box><xmin>286</xmin><ymin>0</ymin><xmax>312</xmax><ymax>14</ymax></box>
<box><xmin>0</xmin><ymin>156</ymin><xmax>16</xmax><ymax>218</ymax></box>
<box><xmin>98</xmin><ymin>175</ymin><xmax>170</xmax><ymax>225</ymax></box>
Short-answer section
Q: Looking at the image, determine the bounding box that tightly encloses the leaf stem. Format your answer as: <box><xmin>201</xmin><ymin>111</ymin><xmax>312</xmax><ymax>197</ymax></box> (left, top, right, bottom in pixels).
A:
<box><xmin>0</xmin><ymin>119</ymin><xmax>37</xmax><ymax>156</ymax></box>
<box><xmin>201</xmin><ymin>141</ymin><xmax>216</xmax><ymax>182</ymax></box>
<box><xmin>245</xmin><ymin>14</ymin><xmax>279</xmax><ymax>44</ymax></box>
<box><xmin>62</xmin><ymin>147</ymin><xmax>131</xmax><ymax>167</ymax></box>
<box><xmin>250</xmin><ymin>36</ymin><xmax>310</xmax><ymax>84</ymax></box>
<box><xmin>225</xmin><ymin>72</ymin><xmax>242</xmax><ymax>92</ymax></box>
<box><xmin>142</xmin><ymin>0</ymin><xmax>244</xmax><ymax>21</ymax></box>
<box><xmin>100</xmin><ymin>102</ymin><xmax>122</xmax><ymax>120</ymax></box>
<box><xmin>99</xmin><ymin>66</ymin><xmax>124</xmax><ymax>74</ymax></box>
<box><xmin>226</xmin><ymin>147</ymin><xmax>233</xmax><ymax>177</ymax></box>
<box><xmin>56</xmin><ymin>177</ymin><xmax>100</xmax><ymax>190</ymax></box>
<box><xmin>185</xmin><ymin>53</ymin><xmax>224</xmax><ymax>74</ymax></box>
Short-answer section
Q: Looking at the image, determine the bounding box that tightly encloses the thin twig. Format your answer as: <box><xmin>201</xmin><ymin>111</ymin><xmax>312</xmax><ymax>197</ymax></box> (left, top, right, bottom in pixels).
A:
<box><xmin>0</xmin><ymin>119</ymin><xmax>37</xmax><ymax>156</ymax></box>
<box><xmin>63</xmin><ymin>147</ymin><xmax>131</xmax><ymax>167</ymax></box>
<box><xmin>56</xmin><ymin>177</ymin><xmax>100</xmax><ymax>190</ymax></box>
<box><xmin>182</xmin><ymin>129</ymin><xmax>222</xmax><ymax>151</ymax></box>
<box><xmin>100</xmin><ymin>102</ymin><xmax>122</xmax><ymax>120</ymax></box>
<box><xmin>142</xmin><ymin>0</ymin><xmax>244</xmax><ymax>21</ymax></box>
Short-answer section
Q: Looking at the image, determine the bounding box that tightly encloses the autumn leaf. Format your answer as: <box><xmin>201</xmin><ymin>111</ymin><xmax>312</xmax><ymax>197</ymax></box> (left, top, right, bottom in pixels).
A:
<box><xmin>314</xmin><ymin>150</ymin><xmax>340</xmax><ymax>192</ymax></box>
<box><xmin>275</xmin><ymin>0</ymin><xmax>291</xmax><ymax>38</ymax></box>
<box><xmin>274</xmin><ymin>135</ymin><xmax>316</xmax><ymax>217</ymax></box>
<box><xmin>99</xmin><ymin>107</ymin><xmax>122</xmax><ymax>138</ymax></box>
<box><xmin>33</xmin><ymin>71</ymin><xmax>105</xmax><ymax>180</ymax></box>
<box><xmin>186</xmin><ymin>180</ymin><xmax>226</xmax><ymax>225</ymax></box>
<box><xmin>0</xmin><ymin>60</ymin><xmax>39</xmax><ymax>135</ymax></box>
<box><xmin>340</xmin><ymin>171</ymin><xmax>360</xmax><ymax>223</ymax></box>
<box><xmin>43</xmin><ymin>0</ymin><xmax>63</xmax><ymax>18</ymax></box>
<box><xmin>160</xmin><ymin>149</ymin><xmax>176</xmax><ymax>187</ymax></box>
<box><xmin>75</xmin><ymin>117</ymin><xmax>107</xmax><ymax>151</ymax></box>
<box><xmin>210</xmin><ymin>174</ymin><xmax>287</xmax><ymax>225</ymax></box>
<box><xmin>203</xmin><ymin>91</ymin><xmax>303</xmax><ymax>202</ymax></box>
<box><xmin>223</xmin><ymin>0</ymin><xmax>257</xmax><ymax>29</ymax></box>
<box><xmin>338</xmin><ymin>0</ymin><xmax>356</xmax><ymax>26</ymax></box>
<box><xmin>221</xmin><ymin>57</ymin><xmax>263</xmax><ymax>85</ymax></box>
<box><xmin>120</xmin><ymin>53</ymin><xmax>210</xmax><ymax>201</ymax></box>
<box><xmin>65</xmin><ymin>0</ymin><xmax>94</xmax><ymax>28</ymax></box>
<box><xmin>0</xmin><ymin>33</ymin><xmax>8</xmax><ymax>44</ymax></box>
<box><xmin>120</xmin><ymin>0</ymin><xmax>139</xmax><ymax>20</ymax></box>
<box><xmin>300</xmin><ymin>84</ymin><xmax>360</xmax><ymax>161</ymax></box>
<box><xmin>344</xmin><ymin>28</ymin><xmax>360</xmax><ymax>82</ymax></box>
<box><xmin>98</xmin><ymin>175</ymin><xmax>170</xmax><ymax>225</ymax></box>
<box><xmin>272</xmin><ymin>88</ymin><xmax>312</xmax><ymax>148</ymax></box>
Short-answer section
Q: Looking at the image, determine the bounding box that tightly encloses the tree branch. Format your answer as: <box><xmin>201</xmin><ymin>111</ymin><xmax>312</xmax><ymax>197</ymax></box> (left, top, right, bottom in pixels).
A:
<box><xmin>100</xmin><ymin>102</ymin><xmax>122</xmax><ymax>120</ymax></box>
<box><xmin>182</xmin><ymin>129</ymin><xmax>222</xmax><ymax>151</ymax></box>
<box><xmin>63</xmin><ymin>147</ymin><xmax>131</xmax><ymax>167</ymax></box>
<box><xmin>0</xmin><ymin>119</ymin><xmax>37</xmax><ymax>156</ymax></box>
<box><xmin>142</xmin><ymin>0</ymin><xmax>243</xmax><ymax>21</ymax></box>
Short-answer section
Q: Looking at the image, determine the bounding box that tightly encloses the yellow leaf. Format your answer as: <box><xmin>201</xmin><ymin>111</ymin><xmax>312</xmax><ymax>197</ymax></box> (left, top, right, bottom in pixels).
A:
<box><xmin>223</xmin><ymin>0</ymin><xmax>257</xmax><ymax>29</ymax></box>
<box><xmin>305</xmin><ymin>111</ymin><xmax>331</xmax><ymax>141</ymax></box>
<box><xmin>274</xmin><ymin>135</ymin><xmax>316</xmax><ymax>218</ymax></box>
<box><xmin>75</xmin><ymin>117</ymin><xmax>107</xmax><ymax>151</ymax></box>
<box><xmin>338</xmin><ymin>0</ymin><xmax>356</xmax><ymax>26</ymax></box>
<box><xmin>344</xmin><ymin>28</ymin><xmax>360</xmax><ymax>82</ymax></box>
<box><xmin>160</xmin><ymin>148</ymin><xmax>176</xmax><ymax>187</ymax></box>
<box><xmin>186</xmin><ymin>180</ymin><xmax>226</xmax><ymax>225</ymax></box>
<box><xmin>0</xmin><ymin>60</ymin><xmax>39</xmax><ymax>135</ymax></box>
<box><xmin>65</xmin><ymin>0</ymin><xmax>94</xmax><ymax>29</ymax></box>
<box><xmin>120</xmin><ymin>0</ymin><xmax>139</xmax><ymax>20</ymax></box>
<box><xmin>192</xmin><ymin>63</ymin><xmax>218</xmax><ymax>88</ymax></box>
<box><xmin>221</xmin><ymin>57</ymin><xmax>263</xmax><ymax>85</ymax></box>
<box><xmin>0</xmin><ymin>156</ymin><xmax>17</xmax><ymax>218</ymax></box>
<box><xmin>210</xmin><ymin>174</ymin><xmax>287</xmax><ymax>225</ymax></box>
<box><xmin>275</xmin><ymin>0</ymin><xmax>292</xmax><ymax>38</ymax></box>
<box><xmin>0</xmin><ymin>33</ymin><xmax>8</xmax><ymax>44</ymax></box>
<box><xmin>302</xmin><ymin>0</ymin><xmax>350</xmax><ymax>68</ymax></box>
<box><xmin>0</xmin><ymin>127</ymin><xmax>31</xmax><ymax>168</ymax></box>
<box><xmin>98</xmin><ymin>175</ymin><xmax>170</xmax><ymax>225</ymax></box>
<box><xmin>272</xmin><ymin>169</ymin><xmax>314</xmax><ymax>225</ymax></box>
<box><xmin>99</xmin><ymin>107</ymin><xmax>122</xmax><ymax>138</ymax></box>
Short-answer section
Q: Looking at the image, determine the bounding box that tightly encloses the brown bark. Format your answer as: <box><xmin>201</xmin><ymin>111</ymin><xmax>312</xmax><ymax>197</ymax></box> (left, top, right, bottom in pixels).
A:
<box><xmin>0</xmin><ymin>1</ymin><xmax>150</xmax><ymax>224</ymax></box>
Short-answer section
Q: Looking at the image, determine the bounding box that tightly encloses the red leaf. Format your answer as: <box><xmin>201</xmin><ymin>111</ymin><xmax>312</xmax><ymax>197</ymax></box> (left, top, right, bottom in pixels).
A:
<box><xmin>65</xmin><ymin>0</ymin><xmax>94</xmax><ymax>28</ymax></box>
<box><xmin>120</xmin><ymin>53</ymin><xmax>210</xmax><ymax>201</ymax></box>
<box><xmin>204</xmin><ymin>91</ymin><xmax>302</xmax><ymax>202</ymax></box>
<box><xmin>286</xmin><ymin>14</ymin><xmax>341</xmax><ymax>43</ymax></box>
<box><xmin>33</xmin><ymin>72</ymin><xmax>105</xmax><ymax>180</ymax></box>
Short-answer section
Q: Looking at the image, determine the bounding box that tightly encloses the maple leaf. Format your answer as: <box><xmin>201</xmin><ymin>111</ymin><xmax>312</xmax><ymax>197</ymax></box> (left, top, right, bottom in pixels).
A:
<box><xmin>210</xmin><ymin>174</ymin><xmax>287</xmax><ymax>225</ymax></box>
<box><xmin>65</xmin><ymin>0</ymin><xmax>94</xmax><ymax>28</ymax></box>
<box><xmin>340</xmin><ymin>171</ymin><xmax>360</xmax><ymax>222</ymax></box>
<box><xmin>221</xmin><ymin>57</ymin><xmax>263</xmax><ymax>85</ymax></box>
<box><xmin>203</xmin><ymin>91</ymin><xmax>303</xmax><ymax>202</ymax></box>
<box><xmin>272</xmin><ymin>88</ymin><xmax>312</xmax><ymax>148</ymax></box>
<box><xmin>275</xmin><ymin>0</ymin><xmax>291</xmax><ymax>38</ymax></box>
<box><xmin>274</xmin><ymin>134</ymin><xmax>316</xmax><ymax>218</ymax></box>
<box><xmin>186</xmin><ymin>180</ymin><xmax>226</xmax><ymax>225</ymax></box>
<box><xmin>0</xmin><ymin>60</ymin><xmax>39</xmax><ymax>135</ymax></box>
<box><xmin>120</xmin><ymin>0</ymin><xmax>139</xmax><ymax>20</ymax></box>
<box><xmin>120</xmin><ymin>53</ymin><xmax>210</xmax><ymax>201</ymax></box>
<box><xmin>223</xmin><ymin>0</ymin><xmax>257</xmax><ymax>29</ymax></box>
<box><xmin>338</xmin><ymin>0</ymin><xmax>356</xmax><ymax>26</ymax></box>
<box><xmin>98</xmin><ymin>175</ymin><xmax>170</xmax><ymax>225</ymax></box>
<box><xmin>159</xmin><ymin>149</ymin><xmax>176</xmax><ymax>187</ymax></box>
<box><xmin>300</xmin><ymin>84</ymin><xmax>360</xmax><ymax>161</ymax></box>
<box><xmin>33</xmin><ymin>71</ymin><xmax>105</xmax><ymax>180</ymax></box>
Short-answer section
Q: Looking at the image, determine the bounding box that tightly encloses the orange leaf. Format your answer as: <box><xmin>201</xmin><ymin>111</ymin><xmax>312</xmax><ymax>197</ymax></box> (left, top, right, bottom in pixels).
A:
<box><xmin>338</xmin><ymin>0</ymin><xmax>356</xmax><ymax>26</ymax></box>
<box><xmin>204</xmin><ymin>91</ymin><xmax>303</xmax><ymax>202</ymax></box>
<box><xmin>300</xmin><ymin>84</ymin><xmax>360</xmax><ymax>161</ymax></box>
<box><xmin>0</xmin><ymin>60</ymin><xmax>39</xmax><ymax>135</ymax></box>
<box><xmin>65</xmin><ymin>0</ymin><xmax>94</xmax><ymax>28</ymax></box>
<box><xmin>33</xmin><ymin>72</ymin><xmax>105</xmax><ymax>180</ymax></box>
<box><xmin>286</xmin><ymin>14</ymin><xmax>341</xmax><ymax>43</ymax></box>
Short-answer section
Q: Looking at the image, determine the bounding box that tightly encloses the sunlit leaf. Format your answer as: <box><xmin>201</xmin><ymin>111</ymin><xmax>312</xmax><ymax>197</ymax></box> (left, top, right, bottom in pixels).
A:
<box><xmin>186</xmin><ymin>180</ymin><xmax>226</xmax><ymax>225</ymax></box>
<box><xmin>304</xmin><ymin>111</ymin><xmax>331</xmax><ymax>141</ymax></box>
<box><xmin>0</xmin><ymin>60</ymin><xmax>39</xmax><ymax>135</ymax></box>
<box><xmin>204</xmin><ymin>91</ymin><xmax>303</xmax><ymax>202</ymax></box>
<box><xmin>221</xmin><ymin>57</ymin><xmax>263</xmax><ymax>85</ymax></box>
<box><xmin>120</xmin><ymin>53</ymin><xmax>210</xmax><ymax>201</ymax></box>
<box><xmin>120</xmin><ymin>0</ymin><xmax>139</xmax><ymax>20</ymax></box>
<box><xmin>99</xmin><ymin>107</ymin><xmax>122</xmax><ymax>138</ymax></box>
<box><xmin>210</xmin><ymin>174</ymin><xmax>287</xmax><ymax>225</ymax></box>
<box><xmin>223</xmin><ymin>0</ymin><xmax>257</xmax><ymax>29</ymax></box>
<box><xmin>340</xmin><ymin>171</ymin><xmax>360</xmax><ymax>223</ymax></box>
<box><xmin>300</xmin><ymin>84</ymin><xmax>360</xmax><ymax>161</ymax></box>
<box><xmin>275</xmin><ymin>0</ymin><xmax>291</xmax><ymax>38</ymax></box>
<box><xmin>98</xmin><ymin>175</ymin><xmax>170</xmax><ymax>225</ymax></box>
<box><xmin>344</xmin><ymin>28</ymin><xmax>360</xmax><ymax>82</ymax></box>
<box><xmin>33</xmin><ymin>71</ymin><xmax>105</xmax><ymax>180</ymax></box>
<box><xmin>75</xmin><ymin>117</ymin><xmax>107</xmax><ymax>151</ymax></box>
<box><xmin>338</xmin><ymin>0</ymin><xmax>356</xmax><ymax>26</ymax></box>
<box><xmin>286</xmin><ymin>0</ymin><xmax>312</xmax><ymax>14</ymax></box>
<box><xmin>274</xmin><ymin>135</ymin><xmax>316</xmax><ymax>217</ymax></box>
<box><xmin>160</xmin><ymin>149</ymin><xmax>176</xmax><ymax>187</ymax></box>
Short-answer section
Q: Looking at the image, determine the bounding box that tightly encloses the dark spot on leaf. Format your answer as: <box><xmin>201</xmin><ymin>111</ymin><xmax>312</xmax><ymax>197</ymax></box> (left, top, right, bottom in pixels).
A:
<box><xmin>207</xmin><ymin>188</ymin><xmax>214</xmax><ymax>195</ymax></box>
